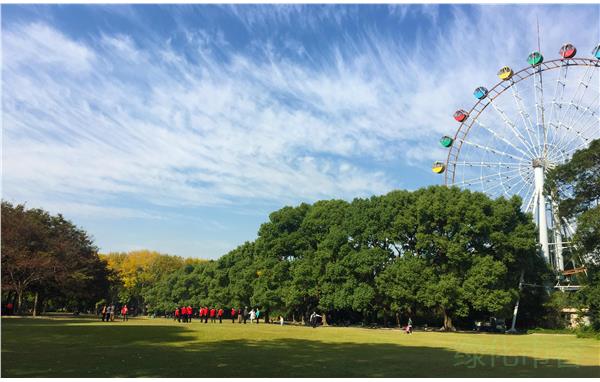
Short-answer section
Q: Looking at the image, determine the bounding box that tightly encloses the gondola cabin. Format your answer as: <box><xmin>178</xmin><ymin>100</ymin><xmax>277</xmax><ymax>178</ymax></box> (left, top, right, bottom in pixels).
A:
<box><xmin>473</xmin><ymin>87</ymin><xmax>488</xmax><ymax>100</ymax></box>
<box><xmin>593</xmin><ymin>45</ymin><xmax>600</xmax><ymax>59</ymax></box>
<box><xmin>527</xmin><ymin>51</ymin><xmax>543</xmax><ymax>66</ymax></box>
<box><xmin>432</xmin><ymin>161</ymin><xmax>445</xmax><ymax>174</ymax></box>
<box><xmin>497</xmin><ymin>66</ymin><xmax>513</xmax><ymax>81</ymax></box>
<box><xmin>559</xmin><ymin>43</ymin><xmax>576</xmax><ymax>59</ymax></box>
<box><xmin>453</xmin><ymin>109</ymin><xmax>469</xmax><ymax>122</ymax></box>
<box><xmin>440</xmin><ymin>136</ymin><xmax>454</xmax><ymax>148</ymax></box>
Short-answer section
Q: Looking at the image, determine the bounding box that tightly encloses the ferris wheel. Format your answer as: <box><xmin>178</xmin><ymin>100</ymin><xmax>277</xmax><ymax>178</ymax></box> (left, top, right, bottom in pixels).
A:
<box><xmin>433</xmin><ymin>43</ymin><xmax>600</xmax><ymax>277</ymax></box>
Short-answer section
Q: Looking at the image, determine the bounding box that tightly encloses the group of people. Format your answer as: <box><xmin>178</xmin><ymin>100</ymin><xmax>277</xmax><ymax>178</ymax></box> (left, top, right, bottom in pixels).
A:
<box><xmin>100</xmin><ymin>304</ymin><xmax>129</xmax><ymax>322</ymax></box>
<box><xmin>173</xmin><ymin>306</ymin><xmax>263</xmax><ymax>324</ymax></box>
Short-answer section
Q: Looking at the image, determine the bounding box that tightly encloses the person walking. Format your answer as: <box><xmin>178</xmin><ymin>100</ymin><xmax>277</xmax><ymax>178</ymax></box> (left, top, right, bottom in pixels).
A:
<box><xmin>249</xmin><ymin>309</ymin><xmax>256</xmax><ymax>324</ymax></box>
<box><xmin>243</xmin><ymin>306</ymin><xmax>248</xmax><ymax>324</ymax></box>
<box><xmin>121</xmin><ymin>305</ymin><xmax>128</xmax><ymax>322</ymax></box>
<box><xmin>210</xmin><ymin>307</ymin><xmax>216</xmax><ymax>323</ymax></box>
<box><xmin>238</xmin><ymin>308</ymin><xmax>243</xmax><ymax>324</ymax></box>
<box><xmin>406</xmin><ymin>317</ymin><xmax>413</xmax><ymax>334</ymax></box>
<box><xmin>110</xmin><ymin>304</ymin><xmax>116</xmax><ymax>321</ymax></box>
<box><xmin>255</xmin><ymin>308</ymin><xmax>260</xmax><ymax>324</ymax></box>
<box><xmin>218</xmin><ymin>308</ymin><xmax>223</xmax><ymax>324</ymax></box>
<box><xmin>231</xmin><ymin>307</ymin><xmax>237</xmax><ymax>323</ymax></box>
<box><xmin>204</xmin><ymin>307</ymin><xmax>209</xmax><ymax>323</ymax></box>
<box><xmin>187</xmin><ymin>305</ymin><xmax>193</xmax><ymax>323</ymax></box>
<box><xmin>175</xmin><ymin>307</ymin><xmax>180</xmax><ymax>322</ymax></box>
<box><xmin>309</xmin><ymin>312</ymin><xmax>321</xmax><ymax>328</ymax></box>
<box><xmin>279</xmin><ymin>315</ymin><xmax>284</xmax><ymax>326</ymax></box>
<box><xmin>101</xmin><ymin>305</ymin><xmax>107</xmax><ymax>322</ymax></box>
<box><xmin>106</xmin><ymin>305</ymin><xmax>112</xmax><ymax>323</ymax></box>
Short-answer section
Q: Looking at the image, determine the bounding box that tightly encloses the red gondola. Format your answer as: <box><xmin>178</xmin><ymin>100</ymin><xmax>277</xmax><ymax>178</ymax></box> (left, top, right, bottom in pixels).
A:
<box><xmin>559</xmin><ymin>43</ymin><xmax>576</xmax><ymax>59</ymax></box>
<box><xmin>453</xmin><ymin>109</ymin><xmax>469</xmax><ymax>122</ymax></box>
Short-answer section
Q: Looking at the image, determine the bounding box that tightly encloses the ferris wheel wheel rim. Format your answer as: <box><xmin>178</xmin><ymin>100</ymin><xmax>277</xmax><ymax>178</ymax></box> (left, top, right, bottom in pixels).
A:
<box><xmin>444</xmin><ymin>57</ymin><xmax>600</xmax><ymax>187</ymax></box>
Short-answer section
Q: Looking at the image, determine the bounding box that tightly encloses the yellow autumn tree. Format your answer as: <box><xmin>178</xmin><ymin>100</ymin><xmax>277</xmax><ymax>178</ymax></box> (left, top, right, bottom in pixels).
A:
<box><xmin>101</xmin><ymin>250</ymin><xmax>193</xmax><ymax>313</ymax></box>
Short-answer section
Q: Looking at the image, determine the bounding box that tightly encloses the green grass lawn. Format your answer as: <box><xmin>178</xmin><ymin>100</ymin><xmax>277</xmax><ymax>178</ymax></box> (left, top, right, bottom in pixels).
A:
<box><xmin>2</xmin><ymin>316</ymin><xmax>599</xmax><ymax>377</ymax></box>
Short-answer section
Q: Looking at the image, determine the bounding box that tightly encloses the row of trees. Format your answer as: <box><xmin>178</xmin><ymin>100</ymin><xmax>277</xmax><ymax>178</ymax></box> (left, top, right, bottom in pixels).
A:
<box><xmin>100</xmin><ymin>250</ymin><xmax>204</xmax><ymax>314</ymax></box>
<box><xmin>143</xmin><ymin>186</ymin><xmax>550</xmax><ymax>330</ymax></box>
<box><xmin>3</xmin><ymin>140</ymin><xmax>596</xmax><ymax>329</ymax></box>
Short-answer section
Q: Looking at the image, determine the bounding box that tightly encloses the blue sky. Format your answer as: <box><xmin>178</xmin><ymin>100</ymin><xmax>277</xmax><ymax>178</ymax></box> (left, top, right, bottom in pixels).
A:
<box><xmin>2</xmin><ymin>4</ymin><xmax>599</xmax><ymax>259</ymax></box>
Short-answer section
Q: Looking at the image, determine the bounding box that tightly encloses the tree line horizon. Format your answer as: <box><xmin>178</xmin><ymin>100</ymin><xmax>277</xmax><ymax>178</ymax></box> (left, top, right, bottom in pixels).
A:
<box><xmin>2</xmin><ymin>140</ymin><xmax>598</xmax><ymax>331</ymax></box>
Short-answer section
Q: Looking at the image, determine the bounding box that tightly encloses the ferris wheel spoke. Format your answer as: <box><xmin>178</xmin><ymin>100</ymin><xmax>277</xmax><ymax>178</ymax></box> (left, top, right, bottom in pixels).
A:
<box><xmin>558</xmin><ymin>130</ymin><xmax>598</xmax><ymax>159</ymax></box>
<box><xmin>551</xmin><ymin>65</ymin><xmax>596</xmax><ymax>148</ymax></box>
<box><xmin>471</xmin><ymin>116</ymin><xmax>535</xmax><ymax>159</ymax></box>
<box><xmin>453</xmin><ymin>167</ymin><xmax>522</xmax><ymax>188</ymax></box>
<box><xmin>453</xmin><ymin>161</ymin><xmax>524</xmax><ymax>168</ymax></box>
<box><xmin>551</xmin><ymin>98</ymin><xmax>600</xmax><ymax>152</ymax></box>
<box><xmin>484</xmin><ymin>102</ymin><xmax>539</xmax><ymax>158</ymax></box>
<box><xmin>509</xmin><ymin>81</ymin><xmax>541</xmax><ymax>156</ymax></box>
<box><xmin>460</xmin><ymin>139</ymin><xmax>528</xmax><ymax>162</ymax></box>
<box><xmin>548</xmin><ymin>96</ymin><xmax>599</xmax><ymax>151</ymax></box>
<box><xmin>498</xmin><ymin>171</ymin><xmax>531</xmax><ymax>199</ymax></box>
<box><xmin>532</xmin><ymin>65</ymin><xmax>547</xmax><ymax>158</ymax></box>
<box><xmin>480</xmin><ymin>171</ymin><xmax>528</xmax><ymax>196</ymax></box>
<box><xmin>512</xmin><ymin>174</ymin><xmax>533</xmax><ymax>198</ymax></box>
<box><xmin>546</xmin><ymin>62</ymin><xmax>570</xmax><ymax>149</ymax></box>
<box><xmin>551</xmin><ymin>93</ymin><xmax>599</xmax><ymax>146</ymax></box>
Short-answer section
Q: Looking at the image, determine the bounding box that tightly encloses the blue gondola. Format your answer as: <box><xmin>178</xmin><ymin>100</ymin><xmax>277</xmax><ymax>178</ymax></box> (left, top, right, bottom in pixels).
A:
<box><xmin>473</xmin><ymin>87</ymin><xmax>488</xmax><ymax>100</ymax></box>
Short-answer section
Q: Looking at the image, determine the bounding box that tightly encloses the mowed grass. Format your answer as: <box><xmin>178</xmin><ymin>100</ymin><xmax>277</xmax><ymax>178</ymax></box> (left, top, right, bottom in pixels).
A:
<box><xmin>2</xmin><ymin>316</ymin><xmax>599</xmax><ymax>377</ymax></box>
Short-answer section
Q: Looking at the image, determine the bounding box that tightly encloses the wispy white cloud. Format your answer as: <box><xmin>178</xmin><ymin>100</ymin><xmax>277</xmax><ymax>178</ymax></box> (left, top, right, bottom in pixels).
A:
<box><xmin>2</xmin><ymin>5</ymin><xmax>599</xmax><ymax>222</ymax></box>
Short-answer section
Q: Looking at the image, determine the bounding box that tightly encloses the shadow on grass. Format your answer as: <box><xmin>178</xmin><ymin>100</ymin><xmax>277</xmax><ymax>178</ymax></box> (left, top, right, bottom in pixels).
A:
<box><xmin>2</xmin><ymin>318</ymin><xmax>598</xmax><ymax>377</ymax></box>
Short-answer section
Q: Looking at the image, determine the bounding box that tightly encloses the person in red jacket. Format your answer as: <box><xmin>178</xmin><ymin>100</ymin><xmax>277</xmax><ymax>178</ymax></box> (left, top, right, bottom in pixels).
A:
<box><xmin>231</xmin><ymin>307</ymin><xmax>236</xmax><ymax>323</ymax></box>
<box><xmin>187</xmin><ymin>306</ymin><xmax>192</xmax><ymax>323</ymax></box>
<box><xmin>210</xmin><ymin>307</ymin><xmax>216</xmax><ymax>323</ymax></box>
<box><xmin>175</xmin><ymin>307</ymin><xmax>180</xmax><ymax>323</ymax></box>
<box><xmin>121</xmin><ymin>305</ymin><xmax>128</xmax><ymax>322</ymax></box>
<box><xmin>217</xmin><ymin>308</ymin><xmax>224</xmax><ymax>324</ymax></box>
<box><xmin>204</xmin><ymin>307</ymin><xmax>209</xmax><ymax>324</ymax></box>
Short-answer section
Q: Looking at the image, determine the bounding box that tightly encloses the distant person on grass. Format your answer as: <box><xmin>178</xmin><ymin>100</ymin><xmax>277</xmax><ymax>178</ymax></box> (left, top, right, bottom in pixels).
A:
<box><xmin>406</xmin><ymin>317</ymin><xmax>413</xmax><ymax>334</ymax></box>
<box><xmin>309</xmin><ymin>312</ymin><xmax>321</xmax><ymax>328</ymax></box>
<box><xmin>210</xmin><ymin>307</ymin><xmax>216</xmax><ymax>323</ymax></box>
<box><xmin>101</xmin><ymin>305</ymin><xmax>107</xmax><ymax>322</ymax></box>
<box><xmin>238</xmin><ymin>308</ymin><xmax>242</xmax><ymax>323</ymax></box>
<box><xmin>255</xmin><ymin>308</ymin><xmax>260</xmax><ymax>324</ymax></box>
<box><xmin>279</xmin><ymin>315</ymin><xmax>284</xmax><ymax>326</ymax></box>
<box><xmin>250</xmin><ymin>309</ymin><xmax>256</xmax><ymax>324</ymax></box>
<box><xmin>243</xmin><ymin>306</ymin><xmax>248</xmax><ymax>324</ymax></box>
<box><xmin>187</xmin><ymin>306</ymin><xmax>192</xmax><ymax>323</ymax></box>
<box><xmin>218</xmin><ymin>308</ymin><xmax>223</xmax><ymax>323</ymax></box>
<box><xmin>204</xmin><ymin>307</ymin><xmax>209</xmax><ymax>323</ymax></box>
<box><xmin>121</xmin><ymin>305</ymin><xmax>128</xmax><ymax>321</ymax></box>
<box><xmin>110</xmin><ymin>304</ymin><xmax>116</xmax><ymax>321</ymax></box>
<box><xmin>175</xmin><ymin>307</ymin><xmax>180</xmax><ymax>322</ymax></box>
<box><xmin>231</xmin><ymin>307</ymin><xmax>236</xmax><ymax>323</ymax></box>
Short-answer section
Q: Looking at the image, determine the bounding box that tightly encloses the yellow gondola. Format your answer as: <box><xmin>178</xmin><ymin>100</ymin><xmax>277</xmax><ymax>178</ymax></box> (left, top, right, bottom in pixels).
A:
<box><xmin>432</xmin><ymin>161</ymin><xmax>445</xmax><ymax>174</ymax></box>
<box><xmin>497</xmin><ymin>66</ymin><xmax>513</xmax><ymax>81</ymax></box>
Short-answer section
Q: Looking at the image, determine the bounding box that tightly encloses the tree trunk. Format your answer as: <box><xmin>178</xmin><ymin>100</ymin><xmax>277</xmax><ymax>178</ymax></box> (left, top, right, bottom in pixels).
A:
<box><xmin>443</xmin><ymin>310</ymin><xmax>456</xmax><ymax>331</ymax></box>
<box><xmin>395</xmin><ymin>312</ymin><xmax>400</xmax><ymax>328</ymax></box>
<box><xmin>33</xmin><ymin>291</ymin><xmax>39</xmax><ymax>317</ymax></box>
<box><xmin>16</xmin><ymin>290</ymin><xmax>23</xmax><ymax>315</ymax></box>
